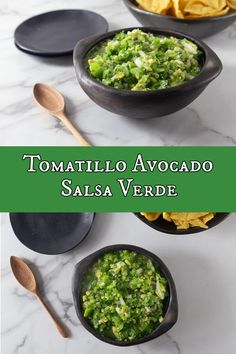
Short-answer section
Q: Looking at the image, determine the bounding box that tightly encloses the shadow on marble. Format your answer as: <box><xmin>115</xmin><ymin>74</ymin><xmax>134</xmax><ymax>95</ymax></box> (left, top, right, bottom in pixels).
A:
<box><xmin>80</xmin><ymin>332</ymin><xmax>181</xmax><ymax>354</ymax></box>
<box><xmin>59</xmin><ymin>213</ymin><xmax>113</xmax><ymax>259</ymax></box>
<box><xmin>63</xmin><ymin>95</ymin><xmax>83</xmax><ymax>121</ymax></box>
<box><xmin>32</xmin><ymin>55</ymin><xmax>73</xmax><ymax>67</ymax></box>
<box><xmin>116</xmin><ymin>103</ymin><xmax>235</xmax><ymax>146</ymax></box>
<box><xmin>107</xmin><ymin>22</ymin><xmax>120</xmax><ymax>31</ymax></box>
<box><xmin>156</xmin><ymin>249</ymin><xmax>232</xmax><ymax>348</ymax></box>
<box><xmin>22</xmin><ymin>257</ymin><xmax>72</xmax><ymax>337</ymax></box>
<box><xmin>25</xmin><ymin>258</ymin><xmax>45</xmax><ymax>293</ymax></box>
<box><xmin>227</xmin><ymin>22</ymin><xmax>236</xmax><ymax>39</ymax></box>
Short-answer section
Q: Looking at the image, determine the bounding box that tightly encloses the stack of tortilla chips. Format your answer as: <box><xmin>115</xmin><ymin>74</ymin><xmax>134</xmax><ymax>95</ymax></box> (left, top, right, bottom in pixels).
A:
<box><xmin>141</xmin><ymin>212</ymin><xmax>215</xmax><ymax>229</ymax></box>
<box><xmin>136</xmin><ymin>0</ymin><xmax>236</xmax><ymax>18</ymax></box>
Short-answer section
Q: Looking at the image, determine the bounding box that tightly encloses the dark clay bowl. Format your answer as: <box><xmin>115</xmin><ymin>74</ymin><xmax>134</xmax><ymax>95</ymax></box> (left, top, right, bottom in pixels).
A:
<box><xmin>73</xmin><ymin>27</ymin><xmax>222</xmax><ymax>119</ymax></box>
<box><xmin>124</xmin><ymin>0</ymin><xmax>236</xmax><ymax>39</ymax></box>
<box><xmin>134</xmin><ymin>212</ymin><xmax>230</xmax><ymax>235</ymax></box>
<box><xmin>72</xmin><ymin>244</ymin><xmax>178</xmax><ymax>346</ymax></box>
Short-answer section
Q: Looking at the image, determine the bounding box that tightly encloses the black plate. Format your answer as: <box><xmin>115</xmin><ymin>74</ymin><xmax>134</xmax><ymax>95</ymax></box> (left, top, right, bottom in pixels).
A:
<box><xmin>9</xmin><ymin>213</ymin><xmax>95</xmax><ymax>254</ymax></box>
<box><xmin>72</xmin><ymin>244</ymin><xmax>178</xmax><ymax>346</ymax></box>
<box><xmin>134</xmin><ymin>212</ymin><xmax>230</xmax><ymax>235</ymax></box>
<box><xmin>14</xmin><ymin>10</ymin><xmax>108</xmax><ymax>57</ymax></box>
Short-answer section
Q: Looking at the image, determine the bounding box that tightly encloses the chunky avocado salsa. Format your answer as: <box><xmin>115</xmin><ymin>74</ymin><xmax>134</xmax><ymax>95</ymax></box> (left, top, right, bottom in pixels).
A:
<box><xmin>88</xmin><ymin>29</ymin><xmax>202</xmax><ymax>91</ymax></box>
<box><xmin>82</xmin><ymin>250</ymin><xmax>168</xmax><ymax>341</ymax></box>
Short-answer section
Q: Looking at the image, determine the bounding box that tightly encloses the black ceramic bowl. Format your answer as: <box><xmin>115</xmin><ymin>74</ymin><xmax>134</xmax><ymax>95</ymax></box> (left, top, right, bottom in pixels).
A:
<box><xmin>72</xmin><ymin>244</ymin><xmax>178</xmax><ymax>346</ymax></box>
<box><xmin>124</xmin><ymin>0</ymin><xmax>236</xmax><ymax>39</ymax></box>
<box><xmin>74</xmin><ymin>27</ymin><xmax>222</xmax><ymax>119</ymax></box>
<box><xmin>134</xmin><ymin>212</ymin><xmax>230</xmax><ymax>235</ymax></box>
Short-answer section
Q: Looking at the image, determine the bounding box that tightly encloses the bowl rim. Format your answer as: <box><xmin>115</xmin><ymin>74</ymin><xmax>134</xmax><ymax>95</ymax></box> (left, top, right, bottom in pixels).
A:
<box><xmin>124</xmin><ymin>0</ymin><xmax>236</xmax><ymax>22</ymax></box>
<box><xmin>134</xmin><ymin>212</ymin><xmax>230</xmax><ymax>235</ymax></box>
<box><xmin>73</xmin><ymin>26</ymin><xmax>222</xmax><ymax>96</ymax></box>
<box><xmin>72</xmin><ymin>244</ymin><xmax>178</xmax><ymax>346</ymax></box>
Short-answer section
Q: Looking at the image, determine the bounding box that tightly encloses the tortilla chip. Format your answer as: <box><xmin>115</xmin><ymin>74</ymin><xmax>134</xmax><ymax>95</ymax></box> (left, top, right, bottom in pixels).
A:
<box><xmin>202</xmin><ymin>213</ymin><xmax>215</xmax><ymax>224</ymax></box>
<box><xmin>226</xmin><ymin>0</ymin><xmax>236</xmax><ymax>9</ymax></box>
<box><xmin>141</xmin><ymin>212</ymin><xmax>215</xmax><ymax>229</ymax></box>
<box><xmin>197</xmin><ymin>0</ymin><xmax>227</xmax><ymax>9</ymax></box>
<box><xmin>137</xmin><ymin>0</ymin><xmax>233</xmax><ymax>17</ymax></box>
<box><xmin>171</xmin><ymin>0</ymin><xmax>185</xmax><ymax>17</ymax></box>
<box><xmin>184</xmin><ymin>0</ymin><xmax>226</xmax><ymax>9</ymax></box>
<box><xmin>162</xmin><ymin>212</ymin><xmax>172</xmax><ymax>222</ymax></box>
<box><xmin>136</xmin><ymin>0</ymin><xmax>172</xmax><ymax>14</ymax></box>
<box><xmin>165</xmin><ymin>212</ymin><xmax>215</xmax><ymax>229</ymax></box>
<box><xmin>140</xmin><ymin>212</ymin><xmax>162</xmax><ymax>221</ymax></box>
<box><xmin>184</xmin><ymin>0</ymin><xmax>229</xmax><ymax>17</ymax></box>
<box><xmin>179</xmin><ymin>0</ymin><xmax>189</xmax><ymax>11</ymax></box>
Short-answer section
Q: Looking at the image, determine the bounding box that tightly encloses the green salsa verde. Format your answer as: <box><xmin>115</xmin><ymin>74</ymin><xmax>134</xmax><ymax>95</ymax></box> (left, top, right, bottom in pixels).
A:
<box><xmin>82</xmin><ymin>250</ymin><xmax>168</xmax><ymax>341</ymax></box>
<box><xmin>88</xmin><ymin>29</ymin><xmax>202</xmax><ymax>91</ymax></box>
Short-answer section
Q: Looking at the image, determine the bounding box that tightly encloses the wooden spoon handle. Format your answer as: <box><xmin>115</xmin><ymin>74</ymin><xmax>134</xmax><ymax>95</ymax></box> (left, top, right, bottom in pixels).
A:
<box><xmin>36</xmin><ymin>292</ymin><xmax>69</xmax><ymax>338</ymax></box>
<box><xmin>58</xmin><ymin>112</ymin><xmax>91</xmax><ymax>146</ymax></box>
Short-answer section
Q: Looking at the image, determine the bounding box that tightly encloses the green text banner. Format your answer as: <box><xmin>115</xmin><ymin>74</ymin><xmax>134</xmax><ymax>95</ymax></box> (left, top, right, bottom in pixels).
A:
<box><xmin>0</xmin><ymin>146</ymin><xmax>235</xmax><ymax>212</ymax></box>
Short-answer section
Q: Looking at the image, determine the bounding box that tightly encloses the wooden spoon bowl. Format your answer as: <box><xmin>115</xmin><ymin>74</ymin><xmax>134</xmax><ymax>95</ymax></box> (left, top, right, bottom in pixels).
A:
<box><xmin>33</xmin><ymin>83</ymin><xmax>91</xmax><ymax>146</ymax></box>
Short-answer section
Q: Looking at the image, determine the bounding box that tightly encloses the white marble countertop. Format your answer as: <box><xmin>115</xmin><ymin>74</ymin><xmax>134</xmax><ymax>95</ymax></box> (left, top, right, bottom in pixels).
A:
<box><xmin>0</xmin><ymin>0</ymin><xmax>236</xmax><ymax>146</ymax></box>
<box><xmin>1</xmin><ymin>212</ymin><xmax>236</xmax><ymax>354</ymax></box>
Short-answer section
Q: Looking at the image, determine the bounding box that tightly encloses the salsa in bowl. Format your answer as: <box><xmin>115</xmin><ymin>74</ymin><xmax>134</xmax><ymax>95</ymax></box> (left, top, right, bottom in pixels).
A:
<box><xmin>72</xmin><ymin>244</ymin><xmax>178</xmax><ymax>346</ymax></box>
<box><xmin>87</xmin><ymin>29</ymin><xmax>202</xmax><ymax>91</ymax></box>
<box><xmin>73</xmin><ymin>27</ymin><xmax>222</xmax><ymax>118</ymax></box>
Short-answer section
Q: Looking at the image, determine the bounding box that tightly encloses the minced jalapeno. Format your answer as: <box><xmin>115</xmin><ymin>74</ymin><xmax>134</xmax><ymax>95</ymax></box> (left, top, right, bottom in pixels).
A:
<box><xmin>82</xmin><ymin>250</ymin><xmax>168</xmax><ymax>341</ymax></box>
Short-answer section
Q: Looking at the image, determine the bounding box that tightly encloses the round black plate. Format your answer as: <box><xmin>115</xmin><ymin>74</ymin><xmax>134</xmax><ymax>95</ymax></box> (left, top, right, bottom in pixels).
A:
<box><xmin>14</xmin><ymin>10</ymin><xmax>108</xmax><ymax>57</ymax></box>
<box><xmin>9</xmin><ymin>213</ymin><xmax>95</xmax><ymax>254</ymax></box>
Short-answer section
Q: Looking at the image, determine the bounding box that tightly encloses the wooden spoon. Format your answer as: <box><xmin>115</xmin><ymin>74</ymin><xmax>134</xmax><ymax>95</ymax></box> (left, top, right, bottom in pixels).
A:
<box><xmin>33</xmin><ymin>83</ymin><xmax>91</xmax><ymax>146</ymax></box>
<box><xmin>10</xmin><ymin>256</ymin><xmax>69</xmax><ymax>338</ymax></box>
